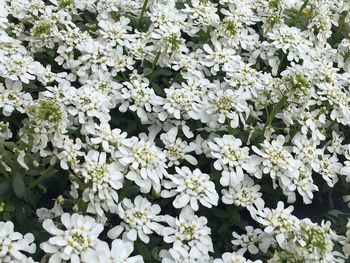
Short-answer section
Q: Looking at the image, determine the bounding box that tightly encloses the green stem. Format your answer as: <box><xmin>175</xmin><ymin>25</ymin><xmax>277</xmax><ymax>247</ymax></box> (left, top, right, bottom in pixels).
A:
<box><xmin>297</xmin><ymin>0</ymin><xmax>309</xmax><ymax>15</ymax></box>
<box><xmin>292</xmin><ymin>0</ymin><xmax>309</xmax><ymax>27</ymax></box>
<box><xmin>151</xmin><ymin>52</ymin><xmax>161</xmax><ymax>72</ymax></box>
<box><xmin>29</xmin><ymin>165</ymin><xmax>55</xmax><ymax>189</ymax></box>
<box><xmin>138</xmin><ymin>0</ymin><xmax>149</xmax><ymax>28</ymax></box>
<box><xmin>333</xmin><ymin>10</ymin><xmax>349</xmax><ymax>44</ymax></box>
<box><xmin>326</xmin><ymin>120</ymin><xmax>337</xmax><ymax>130</ymax></box>
<box><xmin>328</xmin><ymin>191</ymin><xmax>334</xmax><ymax>209</ymax></box>
<box><xmin>263</xmin><ymin>95</ymin><xmax>288</xmax><ymax>132</ymax></box>
<box><xmin>0</xmin><ymin>163</ymin><xmax>9</xmax><ymax>178</ymax></box>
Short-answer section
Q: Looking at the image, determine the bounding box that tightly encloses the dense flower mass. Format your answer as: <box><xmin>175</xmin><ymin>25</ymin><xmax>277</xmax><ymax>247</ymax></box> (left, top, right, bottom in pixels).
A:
<box><xmin>1</xmin><ymin>0</ymin><xmax>350</xmax><ymax>262</ymax></box>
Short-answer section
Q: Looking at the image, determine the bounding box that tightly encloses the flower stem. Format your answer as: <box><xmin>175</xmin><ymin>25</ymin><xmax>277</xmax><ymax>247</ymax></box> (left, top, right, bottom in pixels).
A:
<box><xmin>0</xmin><ymin>163</ymin><xmax>9</xmax><ymax>178</ymax></box>
<box><xmin>151</xmin><ymin>52</ymin><xmax>161</xmax><ymax>71</ymax></box>
<box><xmin>29</xmin><ymin>165</ymin><xmax>56</xmax><ymax>189</ymax></box>
<box><xmin>263</xmin><ymin>95</ymin><xmax>288</xmax><ymax>132</ymax></box>
<box><xmin>297</xmin><ymin>0</ymin><xmax>309</xmax><ymax>15</ymax></box>
<box><xmin>138</xmin><ymin>0</ymin><xmax>149</xmax><ymax>28</ymax></box>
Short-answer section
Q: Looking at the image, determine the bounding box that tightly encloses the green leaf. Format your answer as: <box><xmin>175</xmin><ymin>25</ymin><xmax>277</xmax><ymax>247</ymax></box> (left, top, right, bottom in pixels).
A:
<box><xmin>143</xmin><ymin>68</ymin><xmax>153</xmax><ymax>76</ymax></box>
<box><xmin>3</xmin><ymin>212</ymin><xmax>11</xmax><ymax>221</ymax></box>
<box><xmin>25</xmin><ymin>189</ymin><xmax>37</xmax><ymax>207</ymax></box>
<box><xmin>0</xmin><ymin>179</ymin><xmax>10</xmax><ymax>195</ymax></box>
<box><xmin>15</xmin><ymin>201</ymin><xmax>26</xmax><ymax>230</ymax></box>
<box><xmin>0</xmin><ymin>150</ymin><xmax>12</xmax><ymax>167</ymax></box>
<box><xmin>29</xmin><ymin>166</ymin><xmax>58</xmax><ymax>189</ymax></box>
<box><xmin>228</xmin><ymin>125</ymin><xmax>239</xmax><ymax>136</ymax></box>
<box><xmin>154</xmin><ymin>68</ymin><xmax>173</xmax><ymax>77</ymax></box>
<box><xmin>72</xmin><ymin>14</ymin><xmax>84</xmax><ymax>22</ymax></box>
<box><xmin>26</xmin><ymin>167</ymin><xmax>44</xmax><ymax>176</ymax></box>
<box><xmin>3</xmin><ymin>142</ymin><xmax>16</xmax><ymax>150</ymax></box>
<box><xmin>12</xmin><ymin>173</ymin><xmax>26</xmax><ymax>199</ymax></box>
<box><xmin>218</xmin><ymin>223</ymin><xmax>230</xmax><ymax>234</ymax></box>
<box><xmin>6</xmin><ymin>205</ymin><xmax>15</xmax><ymax>212</ymax></box>
<box><xmin>135</xmin><ymin>241</ymin><xmax>152</xmax><ymax>261</ymax></box>
<box><xmin>211</xmin><ymin>208</ymin><xmax>228</xmax><ymax>218</ymax></box>
<box><xmin>264</xmin><ymin>95</ymin><xmax>288</xmax><ymax>130</ymax></box>
<box><xmin>119</xmin><ymin>180</ymin><xmax>134</xmax><ymax>199</ymax></box>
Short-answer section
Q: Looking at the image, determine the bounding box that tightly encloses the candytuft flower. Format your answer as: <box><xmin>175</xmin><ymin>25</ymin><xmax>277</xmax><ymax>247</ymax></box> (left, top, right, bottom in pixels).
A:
<box><xmin>40</xmin><ymin>213</ymin><xmax>104</xmax><ymax>262</ymax></box>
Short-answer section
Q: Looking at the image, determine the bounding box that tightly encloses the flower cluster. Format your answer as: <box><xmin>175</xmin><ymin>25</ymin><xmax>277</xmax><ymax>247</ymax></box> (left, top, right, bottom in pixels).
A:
<box><xmin>1</xmin><ymin>0</ymin><xmax>350</xmax><ymax>262</ymax></box>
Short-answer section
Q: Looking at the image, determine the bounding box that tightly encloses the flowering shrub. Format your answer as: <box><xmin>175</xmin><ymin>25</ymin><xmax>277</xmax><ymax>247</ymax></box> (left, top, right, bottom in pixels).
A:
<box><xmin>1</xmin><ymin>0</ymin><xmax>350</xmax><ymax>262</ymax></box>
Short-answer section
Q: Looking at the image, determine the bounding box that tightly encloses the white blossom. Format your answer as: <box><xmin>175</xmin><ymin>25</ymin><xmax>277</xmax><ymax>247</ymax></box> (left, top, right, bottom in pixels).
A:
<box><xmin>40</xmin><ymin>213</ymin><xmax>104</xmax><ymax>263</ymax></box>
<box><xmin>163</xmin><ymin>206</ymin><xmax>213</xmax><ymax>255</ymax></box>
<box><xmin>0</xmin><ymin>221</ymin><xmax>36</xmax><ymax>262</ymax></box>
<box><xmin>82</xmin><ymin>239</ymin><xmax>144</xmax><ymax>263</ymax></box>
<box><xmin>107</xmin><ymin>196</ymin><xmax>165</xmax><ymax>244</ymax></box>
<box><xmin>161</xmin><ymin>166</ymin><xmax>219</xmax><ymax>210</ymax></box>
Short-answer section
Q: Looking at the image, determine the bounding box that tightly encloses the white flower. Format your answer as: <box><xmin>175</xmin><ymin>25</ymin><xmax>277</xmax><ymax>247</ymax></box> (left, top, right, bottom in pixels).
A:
<box><xmin>343</xmin><ymin>220</ymin><xmax>350</xmax><ymax>258</ymax></box>
<box><xmin>120</xmin><ymin>131</ymin><xmax>168</xmax><ymax>193</ymax></box>
<box><xmin>107</xmin><ymin>196</ymin><xmax>164</xmax><ymax>243</ymax></box>
<box><xmin>76</xmin><ymin>150</ymin><xmax>124</xmax><ymax>216</ymax></box>
<box><xmin>108</xmin><ymin>46</ymin><xmax>135</xmax><ymax>76</ymax></box>
<box><xmin>36</xmin><ymin>64</ymin><xmax>76</xmax><ymax>86</ymax></box>
<box><xmin>327</xmin><ymin>131</ymin><xmax>345</xmax><ymax>155</ymax></box>
<box><xmin>201</xmin><ymin>41</ymin><xmax>240</xmax><ymax>75</ymax></box>
<box><xmin>55</xmin><ymin>27</ymin><xmax>89</xmax><ymax>67</ymax></box>
<box><xmin>88</xmin><ymin>123</ymin><xmax>132</xmax><ymax>154</ymax></box>
<box><xmin>317</xmin><ymin>83</ymin><xmax>350</xmax><ymax>126</ymax></box>
<box><xmin>163</xmin><ymin>206</ymin><xmax>213</xmax><ymax>254</ymax></box>
<box><xmin>82</xmin><ymin>74</ymin><xmax>122</xmax><ymax>107</ymax></box>
<box><xmin>0</xmin><ymin>0</ymin><xmax>8</xmax><ymax>29</ymax></box>
<box><xmin>0</xmin><ymin>221</ymin><xmax>36</xmax><ymax>262</ymax></box>
<box><xmin>221</xmin><ymin>175</ymin><xmax>264</xmax><ymax>210</ymax></box>
<box><xmin>37</xmin><ymin>201</ymin><xmax>64</xmax><ymax>221</ymax></box>
<box><xmin>0</xmin><ymin>79</ymin><xmax>32</xmax><ymax>116</ymax></box>
<box><xmin>148</xmin><ymin>1</ymin><xmax>186</xmax><ymax>29</ymax></box>
<box><xmin>283</xmin><ymin>162</ymin><xmax>319</xmax><ymax>204</ymax></box>
<box><xmin>292</xmin><ymin>133</ymin><xmax>321</xmax><ymax>171</ymax></box>
<box><xmin>253</xmin><ymin>135</ymin><xmax>299</xmax><ymax>189</ymax></box>
<box><xmin>337</xmin><ymin>38</ymin><xmax>350</xmax><ymax>71</ymax></box>
<box><xmin>40</xmin><ymin>213</ymin><xmax>104</xmax><ymax>263</ymax></box>
<box><xmin>160</xmin><ymin>127</ymin><xmax>198</xmax><ymax>167</ymax></box>
<box><xmin>41</xmin><ymin>80</ymin><xmax>76</xmax><ymax>105</ymax></box>
<box><xmin>213</xmin><ymin>250</ymin><xmax>262</xmax><ymax>263</ymax></box>
<box><xmin>225</xmin><ymin>62</ymin><xmax>263</xmax><ymax>98</ymax></box>
<box><xmin>82</xmin><ymin>239</ymin><xmax>144</xmax><ymax>263</ymax></box>
<box><xmin>150</xmin><ymin>25</ymin><xmax>188</xmax><ymax>67</ymax></box>
<box><xmin>251</xmin><ymin>201</ymin><xmax>298</xmax><ymax>239</ymax></box>
<box><xmin>21</xmin><ymin>98</ymin><xmax>68</xmax><ymax>154</ymax></box>
<box><xmin>54</xmin><ymin>136</ymin><xmax>84</xmax><ymax>170</ymax></box>
<box><xmin>0</xmin><ymin>54</ymin><xmax>44</xmax><ymax>83</ymax></box>
<box><xmin>232</xmin><ymin>226</ymin><xmax>269</xmax><ymax>255</ymax></box>
<box><xmin>275</xmin><ymin>219</ymin><xmax>345</xmax><ymax>262</ymax></box>
<box><xmin>208</xmin><ymin>134</ymin><xmax>260</xmax><ymax>186</ymax></box>
<box><xmin>14</xmin><ymin>256</ymin><xmax>38</xmax><ymax>263</ymax></box>
<box><xmin>16</xmin><ymin>149</ymin><xmax>30</xmax><ymax>170</ymax></box>
<box><xmin>161</xmin><ymin>84</ymin><xmax>201</xmax><ymax>121</ymax></box>
<box><xmin>98</xmin><ymin>16</ymin><xmax>134</xmax><ymax>46</ymax></box>
<box><xmin>267</xmin><ymin>25</ymin><xmax>312</xmax><ymax>62</ymax></box>
<box><xmin>205</xmin><ymin>87</ymin><xmax>249</xmax><ymax>129</ymax></box>
<box><xmin>69</xmin><ymin>85</ymin><xmax>112</xmax><ymax>124</ymax></box>
<box><xmin>161</xmin><ymin>166</ymin><xmax>219</xmax><ymax>211</ymax></box>
<box><xmin>159</xmin><ymin>246</ymin><xmax>210</xmax><ymax>263</ymax></box>
<box><xmin>76</xmin><ymin>39</ymin><xmax>111</xmax><ymax>81</ymax></box>
<box><xmin>316</xmin><ymin>153</ymin><xmax>342</xmax><ymax>187</ymax></box>
<box><xmin>26</xmin><ymin>98</ymin><xmax>67</xmax><ymax>134</ymax></box>
<box><xmin>0</xmin><ymin>121</ymin><xmax>12</xmax><ymax>141</ymax></box>
<box><xmin>183</xmin><ymin>0</ymin><xmax>220</xmax><ymax>27</ymax></box>
<box><xmin>119</xmin><ymin>77</ymin><xmax>163</xmax><ymax>123</ymax></box>
<box><xmin>2</xmin><ymin>0</ymin><xmax>350</xmax><ymax>261</ymax></box>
